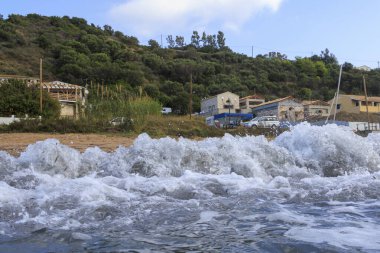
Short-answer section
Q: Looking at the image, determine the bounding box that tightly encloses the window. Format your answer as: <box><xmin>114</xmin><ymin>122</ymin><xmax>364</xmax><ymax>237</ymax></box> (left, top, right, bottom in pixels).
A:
<box><xmin>249</xmin><ymin>101</ymin><xmax>262</xmax><ymax>106</ymax></box>
<box><xmin>375</xmin><ymin>102</ymin><xmax>379</xmax><ymax>106</ymax></box>
<box><xmin>337</xmin><ymin>104</ymin><xmax>341</xmax><ymax>110</ymax></box>
<box><xmin>224</xmin><ymin>104</ymin><xmax>234</xmax><ymax>109</ymax></box>
<box><xmin>355</xmin><ymin>101</ymin><xmax>359</xmax><ymax>107</ymax></box>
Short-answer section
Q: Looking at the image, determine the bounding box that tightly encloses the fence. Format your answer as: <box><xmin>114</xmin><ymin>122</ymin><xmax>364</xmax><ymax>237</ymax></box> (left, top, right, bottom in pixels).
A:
<box><xmin>0</xmin><ymin>115</ymin><xmax>41</xmax><ymax>125</ymax></box>
<box><xmin>348</xmin><ymin>122</ymin><xmax>380</xmax><ymax>131</ymax></box>
<box><xmin>0</xmin><ymin>116</ymin><xmax>20</xmax><ymax>125</ymax></box>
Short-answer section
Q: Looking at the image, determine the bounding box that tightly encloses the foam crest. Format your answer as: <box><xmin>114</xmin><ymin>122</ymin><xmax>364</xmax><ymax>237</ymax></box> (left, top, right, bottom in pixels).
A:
<box><xmin>17</xmin><ymin>139</ymin><xmax>82</xmax><ymax>178</ymax></box>
<box><xmin>275</xmin><ymin>123</ymin><xmax>380</xmax><ymax>176</ymax></box>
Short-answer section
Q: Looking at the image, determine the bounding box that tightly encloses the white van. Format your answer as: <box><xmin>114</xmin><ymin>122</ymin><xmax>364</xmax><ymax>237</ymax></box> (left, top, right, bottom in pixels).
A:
<box><xmin>161</xmin><ymin>107</ymin><xmax>172</xmax><ymax>114</ymax></box>
<box><xmin>243</xmin><ymin>116</ymin><xmax>280</xmax><ymax>129</ymax></box>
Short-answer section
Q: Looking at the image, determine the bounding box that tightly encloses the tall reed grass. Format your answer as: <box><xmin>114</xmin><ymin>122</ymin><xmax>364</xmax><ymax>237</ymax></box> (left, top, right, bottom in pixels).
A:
<box><xmin>86</xmin><ymin>96</ymin><xmax>162</xmax><ymax>131</ymax></box>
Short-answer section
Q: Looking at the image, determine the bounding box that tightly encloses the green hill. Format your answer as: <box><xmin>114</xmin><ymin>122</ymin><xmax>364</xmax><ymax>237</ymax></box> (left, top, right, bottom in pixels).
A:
<box><xmin>1</xmin><ymin>13</ymin><xmax>380</xmax><ymax>114</ymax></box>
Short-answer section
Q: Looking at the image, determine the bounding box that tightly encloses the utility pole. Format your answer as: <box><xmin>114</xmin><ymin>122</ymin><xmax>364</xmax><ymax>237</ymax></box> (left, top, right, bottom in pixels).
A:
<box><xmin>363</xmin><ymin>75</ymin><xmax>371</xmax><ymax>130</ymax></box>
<box><xmin>39</xmin><ymin>58</ymin><xmax>43</xmax><ymax>113</ymax></box>
<box><xmin>251</xmin><ymin>46</ymin><xmax>253</xmax><ymax>58</ymax></box>
<box><xmin>378</xmin><ymin>61</ymin><xmax>379</xmax><ymax>69</ymax></box>
<box><xmin>101</xmin><ymin>80</ymin><xmax>104</xmax><ymax>100</ymax></box>
<box><xmin>189</xmin><ymin>73</ymin><xmax>193</xmax><ymax>119</ymax></box>
<box><xmin>160</xmin><ymin>34</ymin><xmax>163</xmax><ymax>48</ymax></box>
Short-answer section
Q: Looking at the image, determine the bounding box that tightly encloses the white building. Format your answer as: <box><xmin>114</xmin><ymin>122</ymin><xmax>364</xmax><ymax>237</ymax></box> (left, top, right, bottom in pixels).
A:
<box><xmin>201</xmin><ymin>91</ymin><xmax>239</xmax><ymax>117</ymax></box>
<box><xmin>356</xmin><ymin>65</ymin><xmax>371</xmax><ymax>72</ymax></box>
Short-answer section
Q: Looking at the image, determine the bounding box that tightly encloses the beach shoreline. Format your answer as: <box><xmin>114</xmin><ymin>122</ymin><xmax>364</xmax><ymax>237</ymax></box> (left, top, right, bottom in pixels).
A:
<box><xmin>0</xmin><ymin>133</ymin><xmax>136</xmax><ymax>156</ymax></box>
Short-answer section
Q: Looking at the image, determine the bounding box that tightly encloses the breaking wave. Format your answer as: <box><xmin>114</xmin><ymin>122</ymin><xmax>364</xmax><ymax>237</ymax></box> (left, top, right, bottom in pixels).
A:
<box><xmin>0</xmin><ymin>123</ymin><xmax>379</xmax><ymax>252</ymax></box>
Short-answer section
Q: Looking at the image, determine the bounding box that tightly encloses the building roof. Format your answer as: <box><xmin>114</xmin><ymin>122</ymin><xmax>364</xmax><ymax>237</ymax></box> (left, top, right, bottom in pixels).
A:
<box><xmin>338</xmin><ymin>94</ymin><xmax>380</xmax><ymax>103</ymax></box>
<box><xmin>240</xmin><ymin>95</ymin><xmax>264</xmax><ymax>100</ymax></box>
<box><xmin>201</xmin><ymin>91</ymin><xmax>238</xmax><ymax>101</ymax></box>
<box><xmin>251</xmin><ymin>96</ymin><xmax>294</xmax><ymax>109</ymax></box>
<box><xmin>302</xmin><ymin>100</ymin><xmax>330</xmax><ymax>106</ymax></box>
<box><xmin>349</xmin><ymin>95</ymin><xmax>380</xmax><ymax>103</ymax></box>
<box><xmin>43</xmin><ymin>81</ymin><xmax>83</xmax><ymax>90</ymax></box>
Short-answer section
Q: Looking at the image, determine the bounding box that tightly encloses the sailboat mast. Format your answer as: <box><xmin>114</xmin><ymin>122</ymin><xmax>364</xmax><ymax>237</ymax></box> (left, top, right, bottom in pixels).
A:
<box><xmin>333</xmin><ymin>64</ymin><xmax>343</xmax><ymax>121</ymax></box>
<box><xmin>363</xmin><ymin>75</ymin><xmax>370</xmax><ymax>130</ymax></box>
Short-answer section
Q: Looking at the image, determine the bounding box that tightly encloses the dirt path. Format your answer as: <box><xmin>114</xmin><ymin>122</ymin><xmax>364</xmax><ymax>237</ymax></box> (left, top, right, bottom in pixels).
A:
<box><xmin>0</xmin><ymin>133</ymin><xmax>136</xmax><ymax>156</ymax></box>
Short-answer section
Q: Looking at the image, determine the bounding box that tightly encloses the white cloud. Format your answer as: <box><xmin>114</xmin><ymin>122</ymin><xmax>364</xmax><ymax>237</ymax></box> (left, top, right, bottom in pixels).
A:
<box><xmin>108</xmin><ymin>0</ymin><xmax>283</xmax><ymax>37</ymax></box>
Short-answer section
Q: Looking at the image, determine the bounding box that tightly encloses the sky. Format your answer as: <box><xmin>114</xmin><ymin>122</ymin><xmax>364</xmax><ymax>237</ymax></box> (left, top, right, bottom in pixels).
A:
<box><xmin>1</xmin><ymin>0</ymin><xmax>380</xmax><ymax>68</ymax></box>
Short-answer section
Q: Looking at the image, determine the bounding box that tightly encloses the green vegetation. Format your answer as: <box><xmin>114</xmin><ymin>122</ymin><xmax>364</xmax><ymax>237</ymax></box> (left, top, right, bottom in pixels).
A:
<box><xmin>0</xmin><ymin>79</ymin><xmax>60</xmax><ymax>118</ymax></box>
<box><xmin>1</xmin><ymin>14</ymin><xmax>380</xmax><ymax>137</ymax></box>
<box><xmin>86</xmin><ymin>96</ymin><xmax>162</xmax><ymax>132</ymax></box>
<box><xmin>0</xmin><ymin>114</ymin><xmax>281</xmax><ymax>139</ymax></box>
<box><xmin>1</xmin><ymin>14</ymin><xmax>379</xmax><ymax>117</ymax></box>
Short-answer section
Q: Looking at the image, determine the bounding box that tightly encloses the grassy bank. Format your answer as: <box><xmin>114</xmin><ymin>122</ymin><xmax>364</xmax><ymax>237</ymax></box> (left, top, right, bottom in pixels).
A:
<box><xmin>0</xmin><ymin>115</ymin><xmax>280</xmax><ymax>139</ymax></box>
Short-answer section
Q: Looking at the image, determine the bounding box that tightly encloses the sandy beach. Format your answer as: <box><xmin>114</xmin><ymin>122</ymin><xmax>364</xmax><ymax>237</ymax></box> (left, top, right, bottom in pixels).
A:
<box><xmin>0</xmin><ymin>133</ymin><xmax>136</xmax><ymax>156</ymax></box>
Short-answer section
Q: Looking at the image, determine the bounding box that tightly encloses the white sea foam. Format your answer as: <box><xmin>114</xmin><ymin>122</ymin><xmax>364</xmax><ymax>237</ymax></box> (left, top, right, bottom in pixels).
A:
<box><xmin>0</xmin><ymin>124</ymin><xmax>379</xmax><ymax>251</ymax></box>
<box><xmin>286</xmin><ymin>224</ymin><xmax>380</xmax><ymax>250</ymax></box>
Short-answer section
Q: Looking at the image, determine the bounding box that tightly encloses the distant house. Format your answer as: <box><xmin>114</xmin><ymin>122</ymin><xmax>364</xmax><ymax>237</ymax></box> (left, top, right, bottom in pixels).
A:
<box><xmin>200</xmin><ymin>91</ymin><xmax>239</xmax><ymax>117</ymax></box>
<box><xmin>251</xmin><ymin>96</ymin><xmax>304</xmax><ymax>121</ymax></box>
<box><xmin>303</xmin><ymin>100</ymin><xmax>330</xmax><ymax>118</ymax></box>
<box><xmin>356</xmin><ymin>65</ymin><xmax>371</xmax><ymax>72</ymax></box>
<box><xmin>329</xmin><ymin>94</ymin><xmax>380</xmax><ymax>115</ymax></box>
<box><xmin>43</xmin><ymin>81</ymin><xmax>87</xmax><ymax>118</ymax></box>
<box><xmin>239</xmin><ymin>95</ymin><xmax>265</xmax><ymax>113</ymax></box>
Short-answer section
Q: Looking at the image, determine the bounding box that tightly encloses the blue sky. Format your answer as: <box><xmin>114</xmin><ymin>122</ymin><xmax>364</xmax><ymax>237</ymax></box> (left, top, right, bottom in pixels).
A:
<box><xmin>1</xmin><ymin>0</ymin><xmax>380</xmax><ymax>68</ymax></box>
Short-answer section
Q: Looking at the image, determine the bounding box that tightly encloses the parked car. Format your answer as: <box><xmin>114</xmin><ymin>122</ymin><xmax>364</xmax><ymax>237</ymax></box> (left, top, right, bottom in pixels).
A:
<box><xmin>243</xmin><ymin>116</ymin><xmax>280</xmax><ymax>129</ymax></box>
<box><xmin>161</xmin><ymin>107</ymin><xmax>172</xmax><ymax>114</ymax></box>
<box><xmin>109</xmin><ymin>117</ymin><xmax>127</xmax><ymax>126</ymax></box>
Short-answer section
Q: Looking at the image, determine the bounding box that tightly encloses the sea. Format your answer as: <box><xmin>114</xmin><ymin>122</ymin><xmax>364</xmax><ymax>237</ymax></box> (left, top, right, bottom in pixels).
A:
<box><xmin>0</xmin><ymin>123</ymin><xmax>379</xmax><ymax>252</ymax></box>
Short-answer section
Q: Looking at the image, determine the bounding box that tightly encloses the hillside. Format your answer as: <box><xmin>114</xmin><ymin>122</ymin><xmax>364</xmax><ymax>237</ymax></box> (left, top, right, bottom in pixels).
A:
<box><xmin>1</xmin><ymin>14</ymin><xmax>380</xmax><ymax>114</ymax></box>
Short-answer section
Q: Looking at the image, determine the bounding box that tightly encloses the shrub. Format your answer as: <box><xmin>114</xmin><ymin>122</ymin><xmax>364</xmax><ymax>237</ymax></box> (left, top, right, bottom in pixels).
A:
<box><xmin>0</xmin><ymin>79</ymin><xmax>60</xmax><ymax>118</ymax></box>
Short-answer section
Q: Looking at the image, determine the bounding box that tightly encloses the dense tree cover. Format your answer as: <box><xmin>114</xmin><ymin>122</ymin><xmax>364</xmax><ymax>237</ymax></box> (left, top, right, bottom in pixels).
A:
<box><xmin>1</xmin><ymin>14</ymin><xmax>380</xmax><ymax>114</ymax></box>
<box><xmin>0</xmin><ymin>79</ymin><xmax>60</xmax><ymax>118</ymax></box>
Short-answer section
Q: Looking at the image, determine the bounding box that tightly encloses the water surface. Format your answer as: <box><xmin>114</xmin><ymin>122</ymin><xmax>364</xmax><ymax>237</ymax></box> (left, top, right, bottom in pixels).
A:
<box><xmin>0</xmin><ymin>123</ymin><xmax>379</xmax><ymax>252</ymax></box>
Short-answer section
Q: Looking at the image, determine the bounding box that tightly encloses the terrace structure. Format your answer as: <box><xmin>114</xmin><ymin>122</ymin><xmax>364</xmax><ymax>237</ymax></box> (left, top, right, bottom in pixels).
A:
<box><xmin>239</xmin><ymin>95</ymin><xmax>265</xmax><ymax>113</ymax></box>
<box><xmin>43</xmin><ymin>81</ymin><xmax>87</xmax><ymax>118</ymax></box>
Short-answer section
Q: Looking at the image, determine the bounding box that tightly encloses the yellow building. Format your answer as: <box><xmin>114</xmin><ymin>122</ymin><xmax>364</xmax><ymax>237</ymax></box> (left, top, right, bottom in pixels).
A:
<box><xmin>329</xmin><ymin>94</ymin><xmax>380</xmax><ymax>114</ymax></box>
